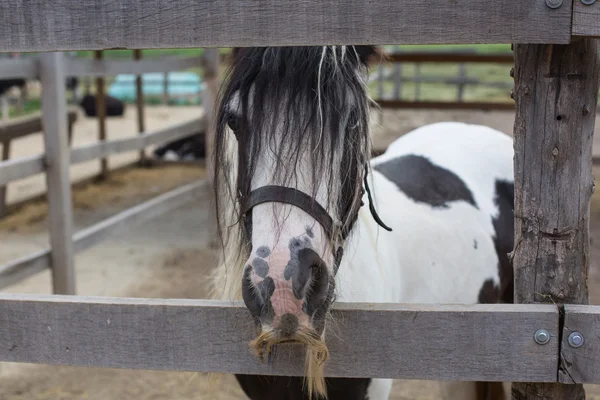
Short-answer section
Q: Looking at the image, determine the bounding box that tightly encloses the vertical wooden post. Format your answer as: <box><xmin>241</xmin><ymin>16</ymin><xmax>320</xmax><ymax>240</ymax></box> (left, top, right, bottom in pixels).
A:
<box><xmin>0</xmin><ymin>140</ymin><xmax>10</xmax><ymax>217</ymax></box>
<box><xmin>392</xmin><ymin>46</ymin><xmax>402</xmax><ymax>100</ymax></box>
<box><xmin>94</xmin><ymin>50</ymin><xmax>108</xmax><ymax>179</ymax></box>
<box><xmin>40</xmin><ymin>52</ymin><xmax>76</xmax><ymax>295</ymax></box>
<box><xmin>511</xmin><ymin>39</ymin><xmax>599</xmax><ymax>399</ymax></box>
<box><xmin>134</xmin><ymin>49</ymin><xmax>146</xmax><ymax>163</ymax></box>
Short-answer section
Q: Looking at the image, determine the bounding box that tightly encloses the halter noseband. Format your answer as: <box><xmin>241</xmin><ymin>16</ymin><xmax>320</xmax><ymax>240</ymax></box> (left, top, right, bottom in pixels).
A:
<box><xmin>239</xmin><ymin>165</ymin><xmax>392</xmax><ymax>273</ymax></box>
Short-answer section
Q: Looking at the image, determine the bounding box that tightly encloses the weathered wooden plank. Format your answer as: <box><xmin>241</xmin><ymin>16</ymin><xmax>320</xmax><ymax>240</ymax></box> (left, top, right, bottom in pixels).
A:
<box><xmin>0</xmin><ymin>58</ymin><xmax>38</xmax><ymax>79</ymax></box>
<box><xmin>0</xmin><ymin>109</ymin><xmax>78</xmax><ymax>142</ymax></box>
<box><xmin>0</xmin><ymin>180</ymin><xmax>207</xmax><ymax>290</ymax></box>
<box><xmin>66</xmin><ymin>57</ymin><xmax>203</xmax><ymax>78</ymax></box>
<box><xmin>70</xmin><ymin>117</ymin><xmax>203</xmax><ymax>165</ymax></box>
<box><xmin>560</xmin><ymin>305</ymin><xmax>600</xmax><ymax>384</ymax></box>
<box><xmin>40</xmin><ymin>52</ymin><xmax>76</xmax><ymax>295</ymax></box>
<box><xmin>0</xmin><ymin>155</ymin><xmax>45</xmax><ymax>186</ymax></box>
<box><xmin>573</xmin><ymin>1</ymin><xmax>600</xmax><ymax>37</ymax></box>
<box><xmin>0</xmin><ymin>295</ymin><xmax>560</xmax><ymax>382</ymax></box>
<box><xmin>0</xmin><ymin>0</ymin><xmax>572</xmax><ymax>51</ymax></box>
<box><xmin>511</xmin><ymin>39</ymin><xmax>600</xmax><ymax>398</ymax></box>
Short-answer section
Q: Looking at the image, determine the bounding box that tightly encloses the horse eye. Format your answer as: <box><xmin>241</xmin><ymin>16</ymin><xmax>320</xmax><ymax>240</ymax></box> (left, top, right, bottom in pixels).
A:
<box><xmin>227</xmin><ymin>114</ymin><xmax>240</xmax><ymax>133</ymax></box>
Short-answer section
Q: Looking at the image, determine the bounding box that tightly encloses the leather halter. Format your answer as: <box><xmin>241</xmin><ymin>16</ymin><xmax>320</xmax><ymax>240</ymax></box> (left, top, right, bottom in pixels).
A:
<box><xmin>239</xmin><ymin>165</ymin><xmax>392</xmax><ymax>262</ymax></box>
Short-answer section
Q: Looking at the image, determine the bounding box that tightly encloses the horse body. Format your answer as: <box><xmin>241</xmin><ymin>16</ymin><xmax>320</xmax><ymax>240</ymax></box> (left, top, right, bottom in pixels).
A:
<box><xmin>210</xmin><ymin>46</ymin><xmax>514</xmax><ymax>400</ymax></box>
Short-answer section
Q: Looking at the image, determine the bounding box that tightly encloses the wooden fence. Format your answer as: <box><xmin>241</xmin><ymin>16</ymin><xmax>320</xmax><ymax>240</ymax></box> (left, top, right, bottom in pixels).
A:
<box><xmin>372</xmin><ymin>51</ymin><xmax>515</xmax><ymax>111</ymax></box>
<box><xmin>0</xmin><ymin>51</ymin><xmax>218</xmax><ymax>293</ymax></box>
<box><xmin>0</xmin><ymin>0</ymin><xmax>600</xmax><ymax>398</ymax></box>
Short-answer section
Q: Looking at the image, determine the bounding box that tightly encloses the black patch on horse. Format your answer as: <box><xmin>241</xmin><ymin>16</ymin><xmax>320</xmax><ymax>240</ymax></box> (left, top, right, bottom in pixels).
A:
<box><xmin>235</xmin><ymin>375</ymin><xmax>372</xmax><ymax>400</ymax></box>
<box><xmin>491</xmin><ymin>179</ymin><xmax>515</xmax><ymax>304</ymax></box>
<box><xmin>374</xmin><ymin>155</ymin><xmax>477</xmax><ymax>209</ymax></box>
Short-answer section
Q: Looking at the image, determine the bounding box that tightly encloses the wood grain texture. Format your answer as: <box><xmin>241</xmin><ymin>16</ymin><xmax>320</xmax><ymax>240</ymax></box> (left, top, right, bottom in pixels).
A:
<box><xmin>70</xmin><ymin>117</ymin><xmax>203</xmax><ymax>165</ymax></box>
<box><xmin>511</xmin><ymin>39</ymin><xmax>600</xmax><ymax>399</ymax></box>
<box><xmin>573</xmin><ymin>1</ymin><xmax>600</xmax><ymax>37</ymax></box>
<box><xmin>0</xmin><ymin>180</ymin><xmax>207</xmax><ymax>290</ymax></box>
<box><xmin>0</xmin><ymin>0</ymin><xmax>572</xmax><ymax>51</ymax></box>
<box><xmin>40</xmin><ymin>52</ymin><xmax>76</xmax><ymax>295</ymax></box>
<box><xmin>560</xmin><ymin>305</ymin><xmax>600</xmax><ymax>384</ymax></box>
<box><xmin>66</xmin><ymin>56</ymin><xmax>203</xmax><ymax>78</ymax></box>
<box><xmin>0</xmin><ymin>58</ymin><xmax>38</xmax><ymax>79</ymax></box>
<box><xmin>0</xmin><ymin>295</ymin><xmax>560</xmax><ymax>382</ymax></box>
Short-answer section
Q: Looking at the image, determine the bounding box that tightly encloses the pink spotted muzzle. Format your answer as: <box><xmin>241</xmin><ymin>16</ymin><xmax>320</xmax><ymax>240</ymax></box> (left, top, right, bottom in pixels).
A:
<box><xmin>241</xmin><ymin>237</ymin><xmax>333</xmax><ymax>338</ymax></box>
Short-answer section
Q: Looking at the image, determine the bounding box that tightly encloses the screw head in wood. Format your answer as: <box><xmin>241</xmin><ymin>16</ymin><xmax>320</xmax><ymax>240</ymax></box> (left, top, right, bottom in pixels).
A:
<box><xmin>581</xmin><ymin>0</ymin><xmax>596</xmax><ymax>5</ymax></box>
<box><xmin>568</xmin><ymin>332</ymin><xmax>584</xmax><ymax>348</ymax></box>
<box><xmin>534</xmin><ymin>329</ymin><xmax>551</xmax><ymax>345</ymax></box>
<box><xmin>545</xmin><ymin>0</ymin><xmax>563</xmax><ymax>8</ymax></box>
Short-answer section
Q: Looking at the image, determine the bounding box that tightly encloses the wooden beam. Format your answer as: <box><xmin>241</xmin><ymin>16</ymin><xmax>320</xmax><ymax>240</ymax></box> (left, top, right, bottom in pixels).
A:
<box><xmin>572</xmin><ymin>0</ymin><xmax>600</xmax><ymax>38</ymax></box>
<box><xmin>0</xmin><ymin>180</ymin><xmax>207</xmax><ymax>290</ymax></box>
<box><xmin>376</xmin><ymin>100</ymin><xmax>514</xmax><ymax>111</ymax></box>
<box><xmin>70</xmin><ymin>117</ymin><xmax>203</xmax><ymax>166</ymax></box>
<box><xmin>0</xmin><ymin>58</ymin><xmax>38</xmax><ymax>79</ymax></box>
<box><xmin>560</xmin><ymin>305</ymin><xmax>600</xmax><ymax>384</ymax></box>
<box><xmin>511</xmin><ymin>39</ymin><xmax>600</xmax><ymax>399</ymax></box>
<box><xmin>0</xmin><ymin>294</ymin><xmax>561</xmax><ymax>382</ymax></box>
<box><xmin>40</xmin><ymin>52</ymin><xmax>76</xmax><ymax>295</ymax></box>
<box><xmin>0</xmin><ymin>0</ymin><xmax>572</xmax><ymax>51</ymax></box>
<box><xmin>66</xmin><ymin>57</ymin><xmax>203</xmax><ymax>78</ymax></box>
<box><xmin>385</xmin><ymin>52</ymin><xmax>514</xmax><ymax>64</ymax></box>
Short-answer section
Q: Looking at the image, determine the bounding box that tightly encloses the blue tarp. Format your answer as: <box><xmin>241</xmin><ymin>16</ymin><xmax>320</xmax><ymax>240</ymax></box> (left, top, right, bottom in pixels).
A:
<box><xmin>107</xmin><ymin>72</ymin><xmax>203</xmax><ymax>104</ymax></box>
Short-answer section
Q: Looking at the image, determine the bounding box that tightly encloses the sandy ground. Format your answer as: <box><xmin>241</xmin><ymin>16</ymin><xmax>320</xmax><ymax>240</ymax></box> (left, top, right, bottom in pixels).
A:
<box><xmin>1</xmin><ymin>107</ymin><xmax>600</xmax><ymax>399</ymax></box>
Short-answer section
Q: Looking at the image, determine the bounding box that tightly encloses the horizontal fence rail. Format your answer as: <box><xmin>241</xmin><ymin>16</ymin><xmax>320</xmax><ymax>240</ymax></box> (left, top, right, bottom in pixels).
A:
<box><xmin>65</xmin><ymin>57</ymin><xmax>203</xmax><ymax>78</ymax></box>
<box><xmin>0</xmin><ymin>0</ymin><xmax>574</xmax><ymax>52</ymax></box>
<box><xmin>0</xmin><ymin>116</ymin><xmax>203</xmax><ymax>186</ymax></box>
<box><xmin>0</xmin><ymin>58</ymin><xmax>38</xmax><ymax>79</ymax></box>
<box><xmin>0</xmin><ymin>180</ymin><xmax>207</xmax><ymax>289</ymax></box>
<box><xmin>0</xmin><ymin>295</ymin><xmax>569</xmax><ymax>383</ymax></box>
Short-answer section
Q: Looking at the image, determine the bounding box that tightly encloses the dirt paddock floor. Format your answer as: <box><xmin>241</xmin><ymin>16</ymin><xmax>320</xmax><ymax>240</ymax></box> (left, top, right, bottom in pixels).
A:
<box><xmin>1</xmin><ymin>107</ymin><xmax>600</xmax><ymax>399</ymax></box>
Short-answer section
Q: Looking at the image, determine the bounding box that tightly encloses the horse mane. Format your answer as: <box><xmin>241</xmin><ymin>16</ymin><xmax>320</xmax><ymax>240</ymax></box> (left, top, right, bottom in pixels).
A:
<box><xmin>208</xmin><ymin>46</ymin><xmax>383</xmax><ymax>303</ymax></box>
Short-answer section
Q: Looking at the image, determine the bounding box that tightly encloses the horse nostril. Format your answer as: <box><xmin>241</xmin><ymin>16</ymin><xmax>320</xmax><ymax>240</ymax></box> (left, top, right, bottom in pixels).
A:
<box><xmin>293</xmin><ymin>248</ymin><xmax>330</xmax><ymax>316</ymax></box>
<box><xmin>242</xmin><ymin>266</ymin><xmax>263</xmax><ymax>321</ymax></box>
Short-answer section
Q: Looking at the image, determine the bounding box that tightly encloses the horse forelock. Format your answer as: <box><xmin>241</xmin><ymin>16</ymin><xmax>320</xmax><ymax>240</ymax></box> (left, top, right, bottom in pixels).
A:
<box><xmin>210</xmin><ymin>46</ymin><xmax>381</xmax><ymax>302</ymax></box>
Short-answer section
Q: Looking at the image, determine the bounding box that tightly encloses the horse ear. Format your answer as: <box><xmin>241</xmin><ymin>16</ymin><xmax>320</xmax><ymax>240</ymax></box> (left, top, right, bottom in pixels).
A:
<box><xmin>354</xmin><ymin>45</ymin><xmax>387</xmax><ymax>67</ymax></box>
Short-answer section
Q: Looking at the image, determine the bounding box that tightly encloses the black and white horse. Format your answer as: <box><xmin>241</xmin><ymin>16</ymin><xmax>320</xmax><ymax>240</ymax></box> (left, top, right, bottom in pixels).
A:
<box><xmin>209</xmin><ymin>46</ymin><xmax>514</xmax><ymax>400</ymax></box>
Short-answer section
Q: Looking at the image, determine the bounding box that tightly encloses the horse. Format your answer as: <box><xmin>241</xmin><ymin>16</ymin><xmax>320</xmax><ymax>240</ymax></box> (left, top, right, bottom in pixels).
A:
<box><xmin>208</xmin><ymin>46</ymin><xmax>514</xmax><ymax>400</ymax></box>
